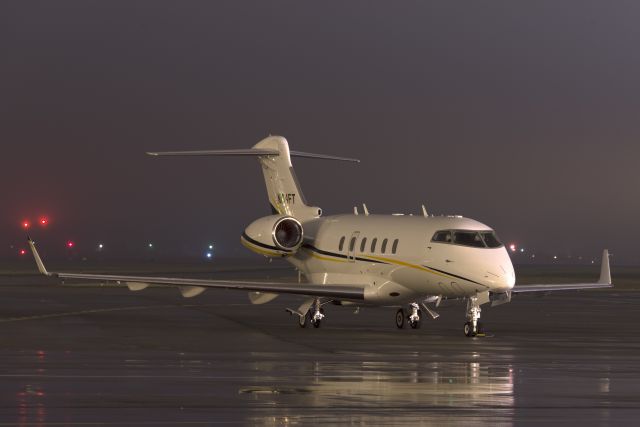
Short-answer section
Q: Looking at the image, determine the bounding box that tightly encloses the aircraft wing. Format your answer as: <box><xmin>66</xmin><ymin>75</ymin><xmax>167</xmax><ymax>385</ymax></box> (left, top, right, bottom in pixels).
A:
<box><xmin>27</xmin><ymin>238</ymin><xmax>365</xmax><ymax>300</ymax></box>
<box><xmin>511</xmin><ymin>282</ymin><xmax>612</xmax><ymax>293</ymax></box>
<box><xmin>510</xmin><ymin>249</ymin><xmax>613</xmax><ymax>294</ymax></box>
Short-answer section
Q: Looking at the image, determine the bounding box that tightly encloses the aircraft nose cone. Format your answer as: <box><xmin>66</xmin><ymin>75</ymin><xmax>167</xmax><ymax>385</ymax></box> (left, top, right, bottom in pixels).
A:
<box><xmin>502</xmin><ymin>264</ymin><xmax>516</xmax><ymax>289</ymax></box>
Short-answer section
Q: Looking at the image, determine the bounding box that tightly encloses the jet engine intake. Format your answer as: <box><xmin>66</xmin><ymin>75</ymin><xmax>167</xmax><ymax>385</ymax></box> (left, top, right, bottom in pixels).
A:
<box><xmin>242</xmin><ymin>215</ymin><xmax>304</xmax><ymax>257</ymax></box>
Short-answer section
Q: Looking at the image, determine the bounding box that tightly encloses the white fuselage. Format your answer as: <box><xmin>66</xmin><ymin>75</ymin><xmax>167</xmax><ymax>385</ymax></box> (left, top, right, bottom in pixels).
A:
<box><xmin>286</xmin><ymin>214</ymin><xmax>515</xmax><ymax>305</ymax></box>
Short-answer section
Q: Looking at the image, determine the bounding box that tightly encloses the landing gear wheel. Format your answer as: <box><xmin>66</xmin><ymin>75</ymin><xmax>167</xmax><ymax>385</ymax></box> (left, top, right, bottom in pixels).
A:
<box><xmin>312</xmin><ymin>318</ymin><xmax>322</xmax><ymax>328</ymax></box>
<box><xmin>464</xmin><ymin>321</ymin><xmax>476</xmax><ymax>337</ymax></box>
<box><xmin>409</xmin><ymin>309</ymin><xmax>422</xmax><ymax>329</ymax></box>
<box><xmin>298</xmin><ymin>311</ymin><xmax>310</xmax><ymax>328</ymax></box>
<box><xmin>395</xmin><ymin>309</ymin><xmax>405</xmax><ymax>329</ymax></box>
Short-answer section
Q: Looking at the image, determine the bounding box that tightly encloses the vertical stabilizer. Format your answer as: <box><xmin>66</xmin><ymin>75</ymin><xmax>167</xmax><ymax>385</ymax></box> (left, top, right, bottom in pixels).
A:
<box><xmin>253</xmin><ymin>136</ymin><xmax>321</xmax><ymax>220</ymax></box>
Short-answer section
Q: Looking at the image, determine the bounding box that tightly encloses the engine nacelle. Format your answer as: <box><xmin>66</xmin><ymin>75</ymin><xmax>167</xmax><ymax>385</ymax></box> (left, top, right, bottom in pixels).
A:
<box><xmin>241</xmin><ymin>215</ymin><xmax>304</xmax><ymax>257</ymax></box>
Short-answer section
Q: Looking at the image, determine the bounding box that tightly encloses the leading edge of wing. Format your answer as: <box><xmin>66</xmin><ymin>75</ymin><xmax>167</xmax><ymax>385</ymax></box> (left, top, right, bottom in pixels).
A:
<box><xmin>511</xmin><ymin>282</ymin><xmax>612</xmax><ymax>293</ymax></box>
<box><xmin>27</xmin><ymin>237</ymin><xmax>364</xmax><ymax>300</ymax></box>
<box><xmin>56</xmin><ymin>272</ymin><xmax>365</xmax><ymax>300</ymax></box>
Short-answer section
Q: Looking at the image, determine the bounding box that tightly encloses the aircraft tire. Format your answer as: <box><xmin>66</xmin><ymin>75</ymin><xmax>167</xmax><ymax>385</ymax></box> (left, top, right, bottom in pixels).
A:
<box><xmin>464</xmin><ymin>321</ymin><xmax>476</xmax><ymax>337</ymax></box>
<box><xmin>395</xmin><ymin>309</ymin><xmax>405</xmax><ymax>329</ymax></box>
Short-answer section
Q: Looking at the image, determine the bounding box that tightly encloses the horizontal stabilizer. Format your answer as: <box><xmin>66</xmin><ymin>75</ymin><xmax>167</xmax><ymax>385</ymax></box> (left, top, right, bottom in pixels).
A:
<box><xmin>289</xmin><ymin>151</ymin><xmax>359</xmax><ymax>162</ymax></box>
<box><xmin>147</xmin><ymin>149</ymin><xmax>279</xmax><ymax>157</ymax></box>
<box><xmin>147</xmin><ymin>148</ymin><xmax>359</xmax><ymax>163</ymax></box>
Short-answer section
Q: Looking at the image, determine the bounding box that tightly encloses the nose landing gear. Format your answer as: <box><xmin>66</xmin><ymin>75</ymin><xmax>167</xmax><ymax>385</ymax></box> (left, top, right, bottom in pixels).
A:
<box><xmin>464</xmin><ymin>296</ymin><xmax>484</xmax><ymax>337</ymax></box>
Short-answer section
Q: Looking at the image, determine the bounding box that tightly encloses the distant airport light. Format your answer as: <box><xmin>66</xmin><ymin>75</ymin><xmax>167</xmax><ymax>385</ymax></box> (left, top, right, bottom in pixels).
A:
<box><xmin>509</xmin><ymin>244</ymin><xmax>516</xmax><ymax>252</ymax></box>
<box><xmin>520</xmin><ymin>248</ymin><xmax>524</xmax><ymax>253</ymax></box>
<box><xmin>67</xmin><ymin>241</ymin><xmax>75</xmax><ymax>248</ymax></box>
<box><xmin>19</xmin><ymin>249</ymin><xmax>26</xmax><ymax>256</ymax></box>
<box><xmin>39</xmin><ymin>217</ymin><xmax>49</xmax><ymax>226</ymax></box>
<box><xmin>22</xmin><ymin>220</ymin><xmax>31</xmax><ymax>230</ymax></box>
<box><xmin>553</xmin><ymin>255</ymin><xmax>558</xmax><ymax>260</ymax></box>
<box><xmin>148</xmin><ymin>243</ymin><xmax>154</xmax><ymax>248</ymax></box>
<box><xmin>208</xmin><ymin>244</ymin><xmax>214</xmax><ymax>250</ymax></box>
<box><xmin>205</xmin><ymin>252</ymin><xmax>213</xmax><ymax>259</ymax></box>
<box><xmin>97</xmin><ymin>243</ymin><xmax>104</xmax><ymax>250</ymax></box>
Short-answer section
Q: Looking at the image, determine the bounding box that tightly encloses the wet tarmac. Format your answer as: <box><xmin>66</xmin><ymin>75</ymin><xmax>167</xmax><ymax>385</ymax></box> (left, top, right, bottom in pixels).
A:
<box><xmin>0</xmin><ymin>268</ymin><xmax>639</xmax><ymax>425</ymax></box>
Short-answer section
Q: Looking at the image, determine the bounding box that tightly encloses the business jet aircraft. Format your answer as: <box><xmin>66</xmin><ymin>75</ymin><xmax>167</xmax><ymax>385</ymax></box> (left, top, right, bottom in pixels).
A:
<box><xmin>28</xmin><ymin>136</ymin><xmax>612</xmax><ymax>336</ymax></box>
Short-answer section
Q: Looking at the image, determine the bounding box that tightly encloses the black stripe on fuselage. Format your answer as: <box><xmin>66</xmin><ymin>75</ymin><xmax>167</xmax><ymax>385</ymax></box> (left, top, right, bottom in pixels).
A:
<box><xmin>302</xmin><ymin>244</ymin><xmax>388</xmax><ymax>264</ymax></box>
<box><xmin>423</xmin><ymin>265</ymin><xmax>486</xmax><ymax>287</ymax></box>
<box><xmin>241</xmin><ymin>232</ymin><xmax>291</xmax><ymax>253</ymax></box>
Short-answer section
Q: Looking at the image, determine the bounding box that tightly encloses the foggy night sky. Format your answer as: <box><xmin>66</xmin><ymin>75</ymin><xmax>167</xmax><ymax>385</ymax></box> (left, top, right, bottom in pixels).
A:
<box><xmin>1</xmin><ymin>1</ymin><xmax>639</xmax><ymax>264</ymax></box>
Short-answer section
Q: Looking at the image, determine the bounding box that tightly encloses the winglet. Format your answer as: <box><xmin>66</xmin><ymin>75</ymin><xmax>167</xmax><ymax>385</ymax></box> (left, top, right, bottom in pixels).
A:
<box><xmin>27</xmin><ymin>237</ymin><xmax>51</xmax><ymax>276</ymax></box>
<box><xmin>599</xmin><ymin>249</ymin><xmax>611</xmax><ymax>285</ymax></box>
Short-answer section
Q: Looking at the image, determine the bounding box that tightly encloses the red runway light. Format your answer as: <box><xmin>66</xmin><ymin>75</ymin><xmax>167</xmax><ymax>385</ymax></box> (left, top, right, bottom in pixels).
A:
<box><xmin>21</xmin><ymin>220</ymin><xmax>31</xmax><ymax>229</ymax></box>
<box><xmin>39</xmin><ymin>217</ymin><xmax>49</xmax><ymax>226</ymax></box>
<box><xmin>19</xmin><ymin>249</ymin><xmax>26</xmax><ymax>256</ymax></box>
<box><xmin>66</xmin><ymin>241</ymin><xmax>75</xmax><ymax>248</ymax></box>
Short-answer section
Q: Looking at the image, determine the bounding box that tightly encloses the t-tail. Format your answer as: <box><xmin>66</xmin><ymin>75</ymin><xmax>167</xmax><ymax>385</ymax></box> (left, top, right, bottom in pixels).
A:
<box><xmin>147</xmin><ymin>135</ymin><xmax>359</xmax><ymax>220</ymax></box>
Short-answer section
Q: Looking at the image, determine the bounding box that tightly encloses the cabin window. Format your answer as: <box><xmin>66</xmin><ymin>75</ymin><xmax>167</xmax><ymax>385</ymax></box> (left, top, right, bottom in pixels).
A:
<box><xmin>381</xmin><ymin>238</ymin><xmax>388</xmax><ymax>253</ymax></box>
<box><xmin>360</xmin><ymin>237</ymin><xmax>368</xmax><ymax>252</ymax></box>
<box><xmin>453</xmin><ymin>231</ymin><xmax>485</xmax><ymax>248</ymax></box>
<box><xmin>431</xmin><ymin>231</ymin><xmax>452</xmax><ymax>243</ymax></box>
<box><xmin>349</xmin><ymin>236</ymin><xmax>357</xmax><ymax>252</ymax></box>
<box><xmin>371</xmin><ymin>238</ymin><xmax>378</xmax><ymax>253</ymax></box>
<box><xmin>392</xmin><ymin>239</ymin><xmax>399</xmax><ymax>254</ymax></box>
<box><xmin>339</xmin><ymin>236</ymin><xmax>346</xmax><ymax>251</ymax></box>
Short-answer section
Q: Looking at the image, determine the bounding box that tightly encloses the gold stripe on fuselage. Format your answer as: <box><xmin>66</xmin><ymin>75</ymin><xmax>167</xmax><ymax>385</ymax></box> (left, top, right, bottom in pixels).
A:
<box><xmin>365</xmin><ymin>255</ymin><xmax>452</xmax><ymax>279</ymax></box>
<box><xmin>240</xmin><ymin>237</ymin><xmax>285</xmax><ymax>257</ymax></box>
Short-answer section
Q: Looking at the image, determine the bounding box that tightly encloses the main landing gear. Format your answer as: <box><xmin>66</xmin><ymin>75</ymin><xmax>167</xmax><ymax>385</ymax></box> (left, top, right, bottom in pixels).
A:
<box><xmin>396</xmin><ymin>303</ymin><xmax>421</xmax><ymax>329</ymax></box>
<box><xmin>464</xmin><ymin>295</ymin><xmax>484</xmax><ymax>337</ymax></box>
<box><xmin>297</xmin><ymin>299</ymin><xmax>325</xmax><ymax>328</ymax></box>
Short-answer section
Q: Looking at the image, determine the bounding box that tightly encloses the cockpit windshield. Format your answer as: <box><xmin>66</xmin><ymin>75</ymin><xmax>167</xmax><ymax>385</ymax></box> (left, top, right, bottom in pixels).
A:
<box><xmin>431</xmin><ymin>230</ymin><xmax>503</xmax><ymax>249</ymax></box>
<box><xmin>453</xmin><ymin>231</ymin><xmax>485</xmax><ymax>248</ymax></box>
<box><xmin>480</xmin><ymin>231</ymin><xmax>503</xmax><ymax>248</ymax></box>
